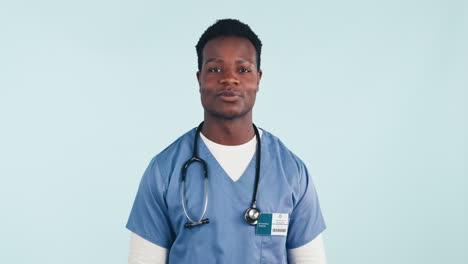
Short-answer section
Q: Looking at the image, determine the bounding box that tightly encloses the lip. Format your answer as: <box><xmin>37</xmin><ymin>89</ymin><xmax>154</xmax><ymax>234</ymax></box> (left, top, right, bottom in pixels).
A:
<box><xmin>217</xmin><ymin>91</ymin><xmax>240</xmax><ymax>102</ymax></box>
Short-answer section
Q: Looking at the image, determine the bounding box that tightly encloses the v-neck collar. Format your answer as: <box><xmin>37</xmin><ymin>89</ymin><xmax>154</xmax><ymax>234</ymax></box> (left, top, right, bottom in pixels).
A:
<box><xmin>197</xmin><ymin>132</ymin><xmax>260</xmax><ymax>184</ymax></box>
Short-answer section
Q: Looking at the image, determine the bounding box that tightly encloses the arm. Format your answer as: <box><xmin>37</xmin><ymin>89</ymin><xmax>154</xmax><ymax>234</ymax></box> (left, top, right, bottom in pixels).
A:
<box><xmin>287</xmin><ymin>233</ymin><xmax>327</xmax><ymax>264</ymax></box>
<box><xmin>128</xmin><ymin>232</ymin><xmax>168</xmax><ymax>264</ymax></box>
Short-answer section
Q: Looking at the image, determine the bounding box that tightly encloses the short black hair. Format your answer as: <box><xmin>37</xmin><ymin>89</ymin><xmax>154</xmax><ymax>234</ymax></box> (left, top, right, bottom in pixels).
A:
<box><xmin>196</xmin><ymin>19</ymin><xmax>262</xmax><ymax>71</ymax></box>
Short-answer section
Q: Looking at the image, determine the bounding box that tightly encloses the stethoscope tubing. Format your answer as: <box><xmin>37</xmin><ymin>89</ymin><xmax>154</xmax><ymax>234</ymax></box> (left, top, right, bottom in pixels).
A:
<box><xmin>181</xmin><ymin>122</ymin><xmax>261</xmax><ymax>227</ymax></box>
<box><xmin>251</xmin><ymin>124</ymin><xmax>261</xmax><ymax>209</ymax></box>
<box><xmin>181</xmin><ymin>175</ymin><xmax>209</xmax><ymax>224</ymax></box>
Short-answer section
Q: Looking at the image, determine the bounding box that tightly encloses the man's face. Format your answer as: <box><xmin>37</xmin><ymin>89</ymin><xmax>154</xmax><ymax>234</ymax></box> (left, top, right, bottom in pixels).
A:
<box><xmin>197</xmin><ymin>36</ymin><xmax>262</xmax><ymax>120</ymax></box>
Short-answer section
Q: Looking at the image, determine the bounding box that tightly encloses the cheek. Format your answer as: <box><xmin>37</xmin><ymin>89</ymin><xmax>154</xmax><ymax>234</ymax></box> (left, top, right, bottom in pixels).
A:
<box><xmin>199</xmin><ymin>76</ymin><xmax>218</xmax><ymax>91</ymax></box>
<box><xmin>199</xmin><ymin>87</ymin><xmax>216</xmax><ymax>98</ymax></box>
<box><xmin>201</xmin><ymin>72</ymin><xmax>218</xmax><ymax>82</ymax></box>
<box><xmin>244</xmin><ymin>89</ymin><xmax>257</xmax><ymax>105</ymax></box>
<box><xmin>199</xmin><ymin>88</ymin><xmax>216</xmax><ymax>107</ymax></box>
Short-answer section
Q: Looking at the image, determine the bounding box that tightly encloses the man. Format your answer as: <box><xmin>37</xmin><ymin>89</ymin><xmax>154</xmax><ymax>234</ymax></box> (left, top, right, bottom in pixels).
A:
<box><xmin>127</xmin><ymin>19</ymin><xmax>327</xmax><ymax>263</ymax></box>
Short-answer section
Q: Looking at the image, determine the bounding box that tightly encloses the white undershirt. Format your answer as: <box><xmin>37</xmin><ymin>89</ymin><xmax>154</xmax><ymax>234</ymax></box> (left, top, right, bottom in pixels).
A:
<box><xmin>199</xmin><ymin>129</ymin><xmax>261</xmax><ymax>182</ymax></box>
<box><xmin>128</xmin><ymin>130</ymin><xmax>327</xmax><ymax>263</ymax></box>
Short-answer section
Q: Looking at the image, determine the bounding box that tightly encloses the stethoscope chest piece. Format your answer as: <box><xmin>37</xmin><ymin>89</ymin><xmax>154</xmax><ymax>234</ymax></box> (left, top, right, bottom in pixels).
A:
<box><xmin>244</xmin><ymin>207</ymin><xmax>261</xmax><ymax>225</ymax></box>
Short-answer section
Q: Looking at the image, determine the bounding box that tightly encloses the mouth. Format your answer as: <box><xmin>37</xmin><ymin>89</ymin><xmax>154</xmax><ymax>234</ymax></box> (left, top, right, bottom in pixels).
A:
<box><xmin>217</xmin><ymin>91</ymin><xmax>240</xmax><ymax>102</ymax></box>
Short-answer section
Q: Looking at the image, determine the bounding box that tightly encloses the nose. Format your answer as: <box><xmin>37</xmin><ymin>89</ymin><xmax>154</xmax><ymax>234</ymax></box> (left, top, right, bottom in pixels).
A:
<box><xmin>219</xmin><ymin>70</ymin><xmax>239</xmax><ymax>85</ymax></box>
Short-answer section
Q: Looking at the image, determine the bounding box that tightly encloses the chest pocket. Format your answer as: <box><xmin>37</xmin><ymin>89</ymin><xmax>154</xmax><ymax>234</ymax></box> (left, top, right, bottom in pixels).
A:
<box><xmin>256</xmin><ymin>202</ymin><xmax>292</xmax><ymax>263</ymax></box>
<box><xmin>256</xmin><ymin>182</ymin><xmax>294</xmax><ymax>263</ymax></box>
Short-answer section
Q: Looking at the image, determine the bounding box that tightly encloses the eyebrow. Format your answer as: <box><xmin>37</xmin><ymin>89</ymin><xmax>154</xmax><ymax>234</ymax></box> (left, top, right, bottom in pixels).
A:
<box><xmin>204</xmin><ymin>58</ymin><xmax>254</xmax><ymax>65</ymax></box>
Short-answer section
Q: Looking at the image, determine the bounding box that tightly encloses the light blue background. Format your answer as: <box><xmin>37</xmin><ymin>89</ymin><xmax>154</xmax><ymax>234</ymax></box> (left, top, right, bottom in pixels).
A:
<box><xmin>1</xmin><ymin>0</ymin><xmax>466</xmax><ymax>263</ymax></box>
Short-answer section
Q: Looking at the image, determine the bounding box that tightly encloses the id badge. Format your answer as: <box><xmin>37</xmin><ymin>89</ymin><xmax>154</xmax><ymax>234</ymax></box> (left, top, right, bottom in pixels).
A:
<box><xmin>256</xmin><ymin>213</ymin><xmax>288</xmax><ymax>236</ymax></box>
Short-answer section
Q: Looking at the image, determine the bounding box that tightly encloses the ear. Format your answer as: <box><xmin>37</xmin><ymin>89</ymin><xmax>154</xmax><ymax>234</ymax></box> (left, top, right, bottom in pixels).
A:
<box><xmin>196</xmin><ymin>71</ymin><xmax>201</xmax><ymax>91</ymax></box>
<box><xmin>256</xmin><ymin>70</ymin><xmax>263</xmax><ymax>91</ymax></box>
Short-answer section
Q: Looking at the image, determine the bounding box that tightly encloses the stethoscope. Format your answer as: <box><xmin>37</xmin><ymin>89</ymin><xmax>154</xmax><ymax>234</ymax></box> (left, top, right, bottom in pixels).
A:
<box><xmin>181</xmin><ymin>122</ymin><xmax>262</xmax><ymax>228</ymax></box>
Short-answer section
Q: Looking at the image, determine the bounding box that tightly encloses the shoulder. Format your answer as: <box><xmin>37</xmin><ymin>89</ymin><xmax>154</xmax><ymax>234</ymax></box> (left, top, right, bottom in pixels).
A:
<box><xmin>153</xmin><ymin>128</ymin><xmax>196</xmax><ymax>164</ymax></box>
<box><xmin>144</xmin><ymin>128</ymin><xmax>197</xmax><ymax>184</ymax></box>
<box><xmin>260</xmin><ymin>128</ymin><xmax>307</xmax><ymax>171</ymax></box>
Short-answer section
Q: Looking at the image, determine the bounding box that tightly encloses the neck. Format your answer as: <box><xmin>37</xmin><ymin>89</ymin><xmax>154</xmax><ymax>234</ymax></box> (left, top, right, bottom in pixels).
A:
<box><xmin>201</xmin><ymin>113</ymin><xmax>255</xmax><ymax>146</ymax></box>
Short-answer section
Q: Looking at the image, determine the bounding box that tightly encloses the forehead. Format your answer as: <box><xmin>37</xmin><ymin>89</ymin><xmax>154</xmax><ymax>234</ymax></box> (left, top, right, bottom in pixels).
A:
<box><xmin>202</xmin><ymin>36</ymin><xmax>256</xmax><ymax>62</ymax></box>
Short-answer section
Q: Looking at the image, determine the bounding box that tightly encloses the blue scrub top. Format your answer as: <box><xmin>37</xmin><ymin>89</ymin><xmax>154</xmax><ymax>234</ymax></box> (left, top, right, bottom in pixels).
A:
<box><xmin>126</xmin><ymin>127</ymin><xmax>326</xmax><ymax>263</ymax></box>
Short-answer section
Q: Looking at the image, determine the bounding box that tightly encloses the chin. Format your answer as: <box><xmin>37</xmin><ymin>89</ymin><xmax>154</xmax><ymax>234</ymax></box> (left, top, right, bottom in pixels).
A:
<box><xmin>208</xmin><ymin>109</ymin><xmax>251</xmax><ymax>120</ymax></box>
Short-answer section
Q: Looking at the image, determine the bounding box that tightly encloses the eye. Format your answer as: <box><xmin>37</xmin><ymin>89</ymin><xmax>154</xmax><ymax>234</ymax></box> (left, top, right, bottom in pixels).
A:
<box><xmin>208</xmin><ymin>67</ymin><xmax>221</xmax><ymax>73</ymax></box>
<box><xmin>239</xmin><ymin>67</ymin><xmax>252</xmax><ymax>73</ymax></box>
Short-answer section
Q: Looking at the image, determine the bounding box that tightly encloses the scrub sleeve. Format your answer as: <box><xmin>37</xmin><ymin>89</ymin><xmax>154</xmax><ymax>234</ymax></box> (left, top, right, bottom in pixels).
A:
<box><xmin>286</xmin><ymin>162</ymin><xmax>326</xmax><ymax>249</ymax></box>
<box><xmin>126</xmin><ymin>157</ymin><xmax>174</xmax><ymax>249</ymax></box>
